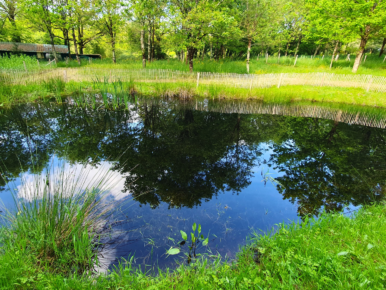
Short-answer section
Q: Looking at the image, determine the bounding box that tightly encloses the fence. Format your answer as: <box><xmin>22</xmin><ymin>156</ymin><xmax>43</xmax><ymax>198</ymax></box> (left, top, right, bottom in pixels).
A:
<box><xmin>196</xmin><ymin>101</ymin><xmax>386</xmax><ymax>129</ymax></box>
<box><xmin>1</xmin><ymin>68</ymin><xmax>386</xmax><ymax>93</ymax></box>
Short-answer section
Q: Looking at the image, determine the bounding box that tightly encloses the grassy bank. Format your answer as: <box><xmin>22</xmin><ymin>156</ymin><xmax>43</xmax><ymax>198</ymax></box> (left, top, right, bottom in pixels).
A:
<box><xmin>1</xmin><ymin>78</ymin><xmax>386</xmax><ymax>109</ymax></box>
<box><xmin>1</xmin><ymin>202</ymin><xmax>386</xmax><ymax>289</ymax></box>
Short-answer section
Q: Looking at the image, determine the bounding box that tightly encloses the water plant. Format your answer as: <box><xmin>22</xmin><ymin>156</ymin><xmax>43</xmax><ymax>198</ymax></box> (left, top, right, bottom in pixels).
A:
<box><xmin>0</xmin><ymin>159</ymin><xmax>127</xmax><ymax>278</ymax></box>
<box><xmin>167</xmin><ymin>223</ymin><xmax>209</xmax><ymax>264</ymax></box>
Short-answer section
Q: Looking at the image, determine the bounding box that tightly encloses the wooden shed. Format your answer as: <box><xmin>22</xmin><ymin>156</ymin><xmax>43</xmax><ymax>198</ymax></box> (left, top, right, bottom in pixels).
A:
<box><xmin>0</xmin><ymin>42</ymin><xmax>69</xmax><ymax>59</ymax></box>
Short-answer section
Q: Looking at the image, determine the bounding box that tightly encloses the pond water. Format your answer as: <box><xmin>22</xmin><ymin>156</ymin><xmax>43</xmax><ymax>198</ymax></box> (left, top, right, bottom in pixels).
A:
<box><xmin>0</xmin><ymin>98</ymin><xmax>385</xmax><ymax>273</ymax></box>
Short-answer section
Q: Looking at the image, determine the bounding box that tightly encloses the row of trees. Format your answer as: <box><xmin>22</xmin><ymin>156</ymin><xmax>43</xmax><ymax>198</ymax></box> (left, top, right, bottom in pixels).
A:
<box><xmin>1</xmin><ymin>0</ymin><xmax>386</xmax><ymax>72</ymax></box>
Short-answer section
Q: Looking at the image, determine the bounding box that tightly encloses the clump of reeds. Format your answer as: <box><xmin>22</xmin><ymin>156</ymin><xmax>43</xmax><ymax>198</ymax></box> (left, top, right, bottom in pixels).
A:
<box><xmin>0</xmin><ymin>159</ymin><xmax>125</xmax><ymax>275</ymax></box>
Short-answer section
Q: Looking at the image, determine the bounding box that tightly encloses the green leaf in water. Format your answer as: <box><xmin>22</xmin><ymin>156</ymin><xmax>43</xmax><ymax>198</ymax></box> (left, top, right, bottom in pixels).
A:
<box><xmin>198</xmin><ymin>224</ymin><xmax>201</xmax><ymax>234</ymax></box>
<box><xmin>202</xmin><ymin>238</ymin><xmax>209</xmax><ymax>246</ymax></box>
<box><xmin>192</xmin><ymin>223</ymin><xmax>196</xmax><ymax>232</ymax></box>
<box><xmin>180</xmin><ymin>230</ymin><xmax>187</xmax><ymax>241</ymax></box>
<box><xmin>166</xmin><ymin>248</ymin><xmax>180</xmax><ymax>255</ymax></box>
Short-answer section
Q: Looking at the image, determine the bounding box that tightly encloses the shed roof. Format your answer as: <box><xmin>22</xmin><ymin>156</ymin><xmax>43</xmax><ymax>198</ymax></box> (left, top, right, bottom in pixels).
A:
<box><xmin>0</xmin><ymin>42</ymin><xmax>68</xmax><ymax>54</ymax></box>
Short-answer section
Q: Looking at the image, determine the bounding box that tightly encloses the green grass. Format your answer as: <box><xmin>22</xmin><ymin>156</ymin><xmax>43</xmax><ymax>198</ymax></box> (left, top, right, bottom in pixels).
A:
<box><xmin>1</xmin><ymin>202</ymin><xmax>386</xmax><ymax>289</ymax></box>
<box><xmin>83</xmin><ymin>55</ymin><xmax>386</xmax><ymax>76</ymax></box>
<box><xmin>1</xmin><ymin>55</ymin><xmax>386</xmax><ymax>109</ymax></box>
<box><xmin>1</xmin><ymin>77</ymin><xmax>386</xmax><ymax>109</ymax></box>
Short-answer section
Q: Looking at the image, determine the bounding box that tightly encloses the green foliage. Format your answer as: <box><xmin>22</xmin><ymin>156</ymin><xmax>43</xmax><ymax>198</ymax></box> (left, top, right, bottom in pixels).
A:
<box><xmin>0</xmin><ymin>54</ymin><xmax>39</xmax><ymax>70</ymax></box>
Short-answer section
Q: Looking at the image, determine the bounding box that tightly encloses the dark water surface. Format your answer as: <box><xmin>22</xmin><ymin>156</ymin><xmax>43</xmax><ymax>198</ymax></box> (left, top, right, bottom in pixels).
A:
<box><xmin>1</xmin><ymin>98</ymin><xmax>385</xmax><ymax>272</ymax></box>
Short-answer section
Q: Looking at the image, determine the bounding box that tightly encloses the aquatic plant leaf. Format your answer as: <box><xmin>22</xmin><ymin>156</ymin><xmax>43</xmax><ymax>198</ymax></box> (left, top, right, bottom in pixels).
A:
<box><xmin>202</xmin><ymin>238</ymin><xmax>209</xmax><ymax>246</ymax></box>
<box><xmin>192</xmin><ymin>223</ymin><xmax>196</xmax><ymax>232</ymax></box>
<box><xmin>166</xmin><ymin>248</ymin><xmax>180</xmax><ymax>255</ymax></box>
<box><xmin>180</xmin><ymin>230</ymin><xmax>187</xmax><ymax>241</ymax></box>
<box><xmin>367</xmin><ymin>243</ymin><xmax>374</xmax><ymax>250</ymax></box>
<box><xmin>198</xmin><ymin>224</ymin><xmax>201</xmax><ymax>234</ymax></box>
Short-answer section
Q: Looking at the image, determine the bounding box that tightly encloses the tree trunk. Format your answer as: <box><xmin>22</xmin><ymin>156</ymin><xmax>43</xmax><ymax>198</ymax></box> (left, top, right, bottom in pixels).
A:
<box><xmin>352</xmin><ymin>37</ymin><xmax>367</xmax><ymax>73</ymax></box>
<box><xmin>141</xmin><ymin>28</ymin><xmax>146</xmax><ymax>68</ymax></box>
<box><xmin>186</xmin><ymin>49</ymin><xmax>189</xmax><ymax>65</ymax></box>
<box><xmin>111</xmin><ymin>38</ymin><xmax>116</xmax><ymax>64</ymax></box>
<box><xmin>313</xmin><ymin>44</ymin><xmax>320</xmax><ymax>57</ymax></box>
<box><xmin>379</xmin><ymin>38</ymin><xmax>386</xmax><ymax>57</ymax></box>
<box><xmin>201</xmin><ymin>45</ymin><xmax>205</xmax><ymax>61</ymax></box>
<box><xmin>152</xmin><ymin>20</ymin><xmax>155</xmax><ymax>61</ymax></box>
<box><xmin>77</xmin><ymin>25</ymin><xmax>84</xmax><ymax>55</ymax></box>
<box><xmin>63</xmin><ymin>29</ymin><xmax>71</xmax><ymax>58</ymax></box>
<box><xmin>330</xmin><ymin>41</ymin><xmax>339</xmax><ymax>69</ymax></box>
<box><xmin>9</xmin><ymin>18</ymin><xmax>21</xmax><ymax>43</ymax></box>
<box><xmin>188</xmin><ymin>47</ymin><xmax>194</xmax><ymax>72</ymax></box>
<box><xmin>148</xmin><ymin>22</ymin><xmax>151</xmax><ymax>63</ymax></box>
<box><xmin>210</xmin><ymin>41</ymin><xmax>213</xmax><ymax>59</ymax></box>
<box><xmin>246</xmin><ymin>37</ymin><xmax>251</xmax><ymax>73</ymax></box>
<box><xmin>72</xmin><ymin>27</ymin><xmax>80</xmax><ymax>65</ymax></box>
<box><xmin>294</xmin><ymin>35</ymin><xmax>302</xmax><ymax>56</ymax></box>
<box><xmin>285</xmin><ymin>42</ymin><xmax>289</xmax><ymax>56</ymax></box>
<box><xmin>48</xmin><ymin>32</ymin><xmax>58</xmax><ymax>62</ymax></box>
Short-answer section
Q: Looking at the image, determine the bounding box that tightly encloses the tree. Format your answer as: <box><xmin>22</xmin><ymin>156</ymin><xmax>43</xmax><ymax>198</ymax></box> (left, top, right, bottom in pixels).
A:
<box><xmin>23</xmin><ymin>0</ymin><xmax>63</xmax><ymax>61</ymax></box>
<box><xmin>0</xmin><ymin>0</ymin><xmax>21</xmax><ymax>42</ymax></box>
<box><xmin>98</xmin><ymin>0</ymin><xmax>123</xmax><ymax>63</ymax></box>
<box><xmin>240</xmin><ymin>0</ymin><xmax>273</xmax><ymax>73</ymax></box>
<box><xmin>306</xmin><ymin>0</ymin><xmax>386</xmax><ymax>73</ymax></box>
<box><xmin>170</xmin><ymin>0</ymin><xmax>239</xmax><ymax>71</ymax></box>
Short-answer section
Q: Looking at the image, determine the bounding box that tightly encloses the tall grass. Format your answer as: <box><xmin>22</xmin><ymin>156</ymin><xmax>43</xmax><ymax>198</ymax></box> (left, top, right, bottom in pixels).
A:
<box><xmin>0</xmin><ymin>54</ymin><xmax>41</xmax><ymax>71</ymax></box>
<box><xmin>0</xmin><ymin>159</ymin><xmax>126</xmax><ymax>279</ymax></box>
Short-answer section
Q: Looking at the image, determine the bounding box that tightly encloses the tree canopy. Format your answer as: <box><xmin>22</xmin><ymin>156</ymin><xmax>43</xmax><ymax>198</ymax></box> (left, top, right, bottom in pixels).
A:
<box><xmin>1</xmin><ymin>0</ymin><xmax>386</xmax><ymax>70</ymax></box>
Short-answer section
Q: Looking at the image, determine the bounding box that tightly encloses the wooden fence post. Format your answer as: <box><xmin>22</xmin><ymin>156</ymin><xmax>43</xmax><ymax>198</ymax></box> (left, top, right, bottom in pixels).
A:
<box><xmin>197</xmin><ymin>72</ymin><xmax>200</xmax><ymax>88</ymax></box>
<box><xmin>277</xmin><ymin>73</ymin><xmax>283</xmax><ymax>88</ymax></box>
<box><xmin>366</xmin><ymin>76</ymin><xmax>373</xmax><ymax>92</ymax></box>
<box><xmin>320</xmin><ymin>73</ymin><xmax>326</xmax><ymax>87</ymax></box>
<box><xmin>63</xmin><ymin>70</ymin><xmax>67</xmax><ymax>82</ymax></box>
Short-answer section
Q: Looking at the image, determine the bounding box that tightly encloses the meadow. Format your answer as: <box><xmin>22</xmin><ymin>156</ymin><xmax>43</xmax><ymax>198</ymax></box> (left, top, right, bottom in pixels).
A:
<box><xmin>1</xmin><ymin>54</ymin><xmax>386</xmax><ymax>108</ymax></box>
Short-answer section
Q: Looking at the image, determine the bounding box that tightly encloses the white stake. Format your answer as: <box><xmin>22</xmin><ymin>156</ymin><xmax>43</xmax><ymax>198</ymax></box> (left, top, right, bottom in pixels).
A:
<box><xmin>294</xmin><ymin>55</ymin><xmax>298</xmax><ymax>66</ymax></box>
<box><xmin>197</xmin><ymin>72</ymin><xmax>200</xmax><ymax>88</ymax></box>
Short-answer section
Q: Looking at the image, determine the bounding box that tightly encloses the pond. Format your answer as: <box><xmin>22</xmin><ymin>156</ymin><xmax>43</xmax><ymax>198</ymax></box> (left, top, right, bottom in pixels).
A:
<box><xmin>0</xmin><ymin>98</ymin><xmax>385</xmax><ymax>273</ymax></box>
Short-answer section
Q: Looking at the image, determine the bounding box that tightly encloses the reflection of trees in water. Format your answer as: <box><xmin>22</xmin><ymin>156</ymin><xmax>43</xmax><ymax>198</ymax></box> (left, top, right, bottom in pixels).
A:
<box><xmin>109</xmin><ymin>105</ymin><xmax>261</xmax><ymax>208</ymax></box>
<box><xmin>1</xmin><ymin>101</ymin><xmax>386</xmax><ymax>215</ymax></box>
<box><xmin>268</xmin><ymin>117</ymin><xmax>386</xmax><ymax>217</ymax></box>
